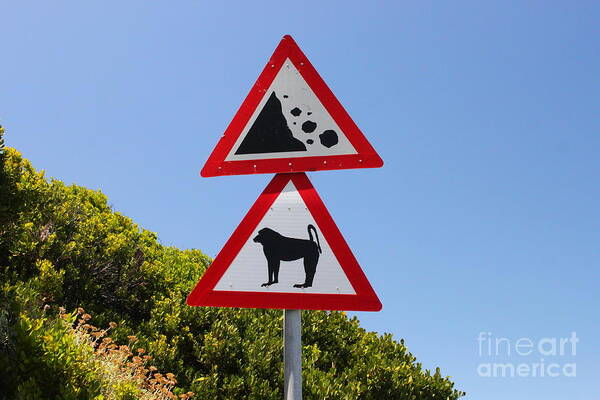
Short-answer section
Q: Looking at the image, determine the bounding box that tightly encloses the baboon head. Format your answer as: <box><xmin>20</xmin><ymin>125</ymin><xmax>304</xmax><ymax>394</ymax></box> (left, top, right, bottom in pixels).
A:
<box><xmin>253</xmin><ymin>227</ymin><xmax>278</xmax><ymax>244</ymax></box>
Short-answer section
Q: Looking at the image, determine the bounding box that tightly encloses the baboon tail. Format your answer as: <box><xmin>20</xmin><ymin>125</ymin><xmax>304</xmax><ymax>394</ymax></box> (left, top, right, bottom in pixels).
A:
<box><xmin>307</xmin><ymin>224</ymin><xmax>322</xmax><ymax>254</ymax></box>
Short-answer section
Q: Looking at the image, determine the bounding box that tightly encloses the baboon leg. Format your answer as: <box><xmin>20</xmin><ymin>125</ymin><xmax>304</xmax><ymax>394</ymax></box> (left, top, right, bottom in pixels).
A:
<box><xmin>273</xmin><ymin>262</ymin><xmax>280</xmax><ymax>284</ymax></box>
<box><xmin>294</xmin><ymin>253</ymin><xmax>318</xmax><ymax>288</ymax></box>
<box><xmin>303</xmin><ymin>254</ymin><xmax>318</xmax><ymax>287</ymax></box>
<box><xmin>262</xmin><ymin>257</ymin><xmax>280</xmax><ymax>287</ymax></box>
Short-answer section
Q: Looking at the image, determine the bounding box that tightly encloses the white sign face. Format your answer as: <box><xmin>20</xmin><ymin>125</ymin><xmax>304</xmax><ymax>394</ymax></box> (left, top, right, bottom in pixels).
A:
<box><xmin>214</xmin><ymin>180</ymin><xmax>356</xmax><ymax>295</ymax></box>
<box><xmin>225</xmin><ymin>58</ymin><xmax>358</xmax><ymax>161</ymax></box>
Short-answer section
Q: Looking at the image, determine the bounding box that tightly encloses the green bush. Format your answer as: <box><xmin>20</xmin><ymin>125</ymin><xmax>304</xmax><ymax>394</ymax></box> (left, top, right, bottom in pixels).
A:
<box><xmin>0</xmin><ymin>138</ymin><xmax>464</xmax><ymax>399</ymax></box>
<box><xmin>0</xmin><ymin>281</ymin><xmax>187</xmax><ymax>400</ymax></box>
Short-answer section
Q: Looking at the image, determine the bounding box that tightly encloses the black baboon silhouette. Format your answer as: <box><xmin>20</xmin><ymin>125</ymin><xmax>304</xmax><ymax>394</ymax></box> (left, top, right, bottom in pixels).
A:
<box><xmin>253</xmin><ymin>224</ymin><xmax>322</xmax><ymax>288</ymax></box>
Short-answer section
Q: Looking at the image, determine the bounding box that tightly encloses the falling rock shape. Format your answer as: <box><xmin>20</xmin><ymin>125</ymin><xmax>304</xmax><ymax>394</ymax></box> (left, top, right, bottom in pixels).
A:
<box><xmin>302</xmin><ymin>121</ymin><xmax>317</xmax><ymax>133</ymax></box>
<box><xmin>235</xmin><ymin>92</ymin><xmax>307</xmax><ymax>155</ymax></box>
<box><xmin>319</xmin><ymin>130</ymin><xmax>339</xmax><ymax>148</ymax></box>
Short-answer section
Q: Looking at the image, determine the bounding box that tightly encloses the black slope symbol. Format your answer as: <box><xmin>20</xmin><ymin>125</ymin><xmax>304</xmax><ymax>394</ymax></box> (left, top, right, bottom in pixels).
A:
<box><xmin>235</xmin><ymin>92</ymin><xmax>307</xmax><ymax>155</ymax></box>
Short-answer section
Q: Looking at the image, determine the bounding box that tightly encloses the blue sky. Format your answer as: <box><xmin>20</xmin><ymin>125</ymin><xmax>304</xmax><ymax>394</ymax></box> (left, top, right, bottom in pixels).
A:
<box><xmin>2</xmin><ymin>2</ymin><xmax>599</xmax><ymax>398</ymax></box>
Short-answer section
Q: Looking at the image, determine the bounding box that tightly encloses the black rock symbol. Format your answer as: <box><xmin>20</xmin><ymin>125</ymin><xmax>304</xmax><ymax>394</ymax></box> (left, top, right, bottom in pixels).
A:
<box><xmin>302</xmin><ymin>121</ymin><xmax>317</xmax><ymax>133</ymax></box>
<box><xmin>319</xmin><ymin>130</ymin><xmax>339</xmax><ymax>148</ymax></box>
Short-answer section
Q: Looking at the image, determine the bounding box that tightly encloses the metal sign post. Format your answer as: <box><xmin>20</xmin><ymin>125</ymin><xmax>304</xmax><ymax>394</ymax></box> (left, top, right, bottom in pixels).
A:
<box><xmin>186</xmin><ymin>34</ymin><xmax>383</xmax><ymax>399</ymax></box>
<box><xmin>284</xmin><ymin>309</ymin><xmax>302</xmax><ymax>400</ymax></box>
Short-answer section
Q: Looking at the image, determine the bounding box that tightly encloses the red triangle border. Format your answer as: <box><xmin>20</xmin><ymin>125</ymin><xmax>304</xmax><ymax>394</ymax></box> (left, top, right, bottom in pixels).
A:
<box><xmin>186</xmin><ymin>173</ymin><xmax>382</xmax><ymax>311</ymax></box>
<box><xmin>201</xmin><ymin>35</ymin><xmax>383</xmax><ymax>177</ymax></box>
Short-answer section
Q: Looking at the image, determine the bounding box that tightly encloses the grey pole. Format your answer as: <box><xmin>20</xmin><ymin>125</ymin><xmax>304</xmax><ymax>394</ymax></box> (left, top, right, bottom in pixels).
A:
<box><xmin>283</xmin><ymin>309</ymin><xmax>302</xmax><ymax>400</ymax></box>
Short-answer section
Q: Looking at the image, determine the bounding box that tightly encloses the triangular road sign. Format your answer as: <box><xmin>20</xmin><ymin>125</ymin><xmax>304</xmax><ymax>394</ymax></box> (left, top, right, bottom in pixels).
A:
<box><xmin>187</xmin><ymin>173</ymin><xmax>382</xmax><ymax>311</ymax></box>
<box><xmin>201</xmin><ymin>35</ymin><xmax>383</xmax><ymax>177</ymax></box>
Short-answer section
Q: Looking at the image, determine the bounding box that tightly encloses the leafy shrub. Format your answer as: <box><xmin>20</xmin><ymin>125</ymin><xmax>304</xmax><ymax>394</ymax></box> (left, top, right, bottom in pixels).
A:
<box><xmin>0</xmin><ymin>281</ymin><xmax>190</xmax><ymax>400</ymax></box>
<box><xmin>0</xmin><ymin>140</ymin><xmax>464</xmax><ymax>399</ymax></box>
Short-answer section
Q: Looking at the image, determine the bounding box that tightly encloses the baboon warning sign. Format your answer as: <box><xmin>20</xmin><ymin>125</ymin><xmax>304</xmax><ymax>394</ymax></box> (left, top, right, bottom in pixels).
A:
<box><xmin>200</xmin><ymin>35</ymin><xmax>383</xmax><ymax>177</ymax></box>
<box><xmin>186</xmin><ymin>173</ymin><xmax>382</xmax><ymax>311</ymax></box>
